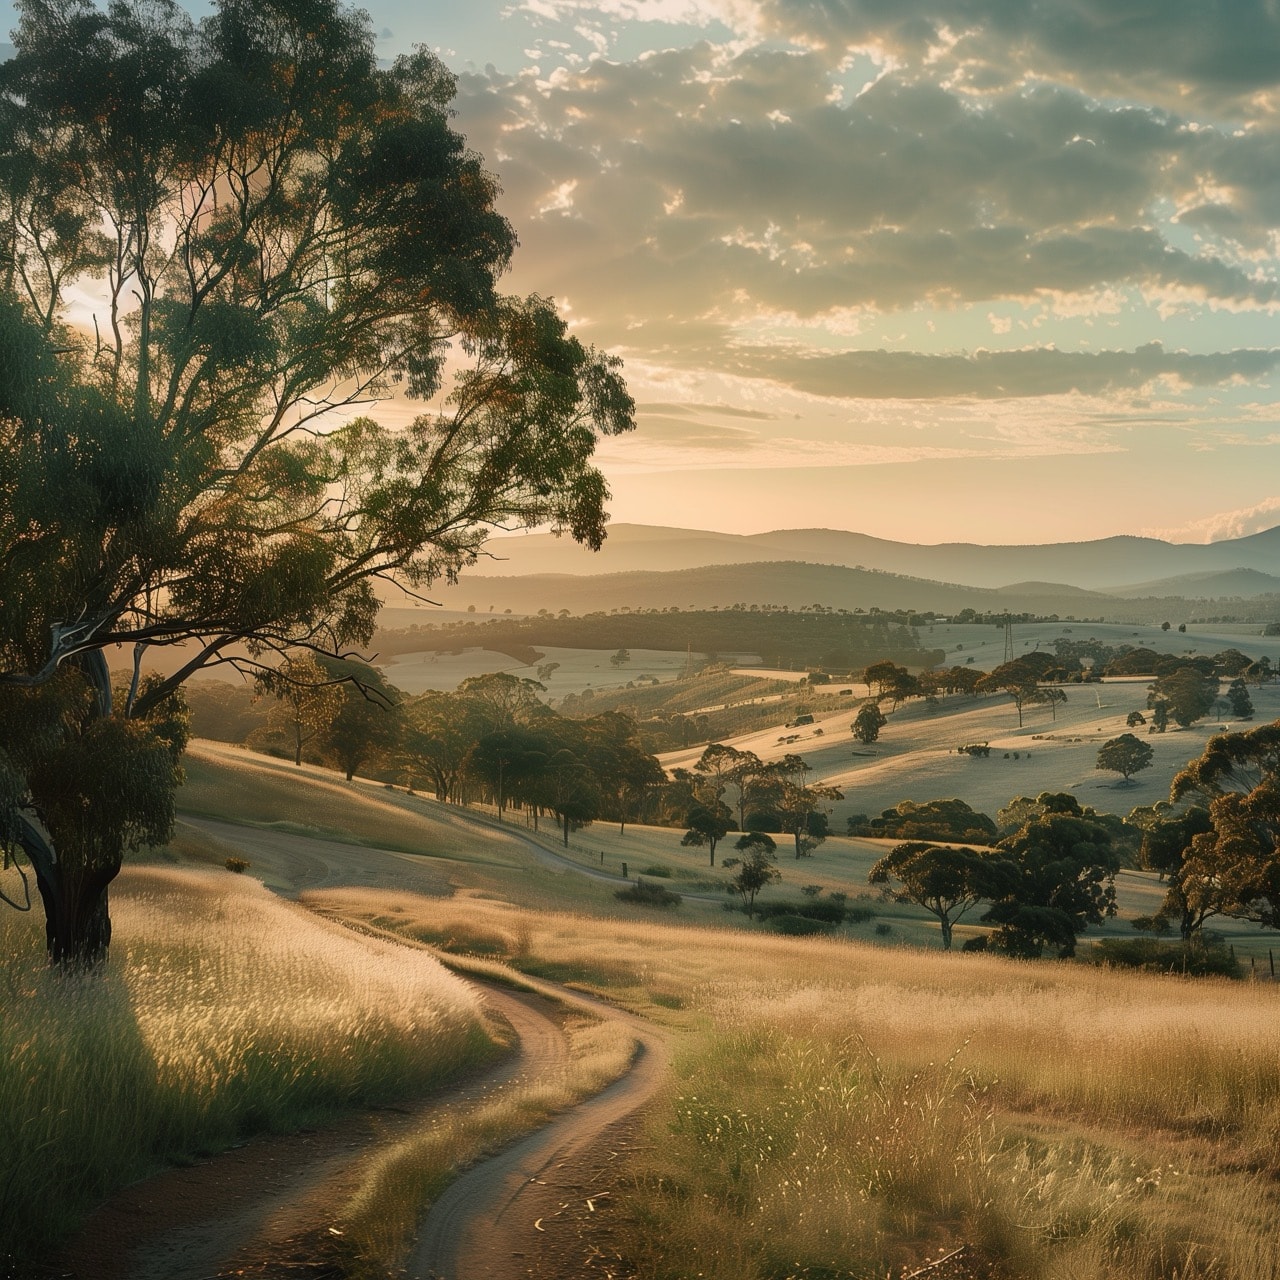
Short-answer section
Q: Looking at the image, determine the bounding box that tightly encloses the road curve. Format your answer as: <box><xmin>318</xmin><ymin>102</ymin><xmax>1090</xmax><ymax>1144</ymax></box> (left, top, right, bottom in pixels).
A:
<box><xmin>410</xmin><ymin>982</ymin><xmax>669</xmax><ymax>1280</ymax></box>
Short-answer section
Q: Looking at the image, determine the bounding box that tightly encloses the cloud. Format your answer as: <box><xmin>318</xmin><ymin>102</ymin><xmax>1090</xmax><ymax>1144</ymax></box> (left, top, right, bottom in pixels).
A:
<box><xmin>511</xmin><ymin>1</ymin><xmax>1280</xmax><ymax>117</ymax></box>
<box><xmin>1144</xmin><ymin>496</ymin><xmax>1280</xmax><ymax>543</ymax></box>
<box><xmin>681</xmin><ymin>342</ymin><xmax>1280</xmax><ymax>399</ymax></box>
<box><xmin>638</xmin><ymin>400</ymin><xmax>777</xmax><ymax>419</ymax></box>
<box><xmin>748</xmin><ymin>0</ymin><xmax>1280</xmax><ymax>118</ymax></box>
<box><xmin>455</xmin><ymin>53</ymin><xmax>1280</xmax><ymax>347</ymax></box>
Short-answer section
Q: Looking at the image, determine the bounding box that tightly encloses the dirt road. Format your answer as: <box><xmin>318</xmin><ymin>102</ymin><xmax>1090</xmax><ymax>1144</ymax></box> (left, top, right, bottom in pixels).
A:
<box><xmin>57</xmin><ymin>755</ymin><xmax>668</xmax><ymax>1280</ymax></box>
<box><xmin>411</xmin><ymin>982</ymin><xmax>668</xmax><ymax>1280</ymax></box>
<box><xmin>58</xmin><ymin>957</ymin><xmax>663</xmax><ymax>1280</ymax></box>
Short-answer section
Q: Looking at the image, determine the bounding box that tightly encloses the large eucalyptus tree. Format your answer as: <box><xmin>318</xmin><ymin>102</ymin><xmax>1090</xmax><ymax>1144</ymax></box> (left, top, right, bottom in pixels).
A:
<box><xmin>0</xmin><ymin>0</ymin><xmax>633</xmax><ymax>962</ymax></box>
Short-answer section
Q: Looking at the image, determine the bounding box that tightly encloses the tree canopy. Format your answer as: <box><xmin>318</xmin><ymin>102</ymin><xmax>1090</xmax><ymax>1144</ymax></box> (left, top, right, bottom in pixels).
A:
<box><xmin>1096</xmin><ymin>733</ymin><xmax>1154</xmax><ymax>783</ymax></box>
<box><xmin>982</xmin><ymin>794</ymin><xmax>1119</xmax><ymax>957</ymax></box>
<box><xmin>870</xmin><ymin>841</ymin><xmax>1010</xmax><ymax>950</ymax></box>
<box><xmin>1166</xmin><ymin>724</ymin><xmax>1280</xmax><ymax>930</ymax></box>
<box><xmin>0</xmin><ymin>0</ymin><xmax>634</xmax><ymax>961</ymax></box>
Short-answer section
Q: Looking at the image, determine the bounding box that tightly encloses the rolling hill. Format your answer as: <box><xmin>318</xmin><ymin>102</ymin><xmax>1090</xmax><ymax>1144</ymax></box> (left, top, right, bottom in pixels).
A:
<box><xmin>470</xmin><ymin>523</ymin><xmax>1280</xmax><ymax>593</ymax></box>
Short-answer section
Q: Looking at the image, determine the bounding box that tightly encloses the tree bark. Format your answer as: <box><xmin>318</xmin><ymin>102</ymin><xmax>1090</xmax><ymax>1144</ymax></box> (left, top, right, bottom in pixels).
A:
<box><xmin>15</xmin><ymin>649</ymin><xmax>121</xmax><ymax>966</ymax></box>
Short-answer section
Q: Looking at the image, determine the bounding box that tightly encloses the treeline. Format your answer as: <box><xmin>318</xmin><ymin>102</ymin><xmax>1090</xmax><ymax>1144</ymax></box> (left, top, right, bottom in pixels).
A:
<box><xmin>863</xmin><ymin>720</ymin><xmax>1280</xmax><ymax>974</ymax></box>
<box><xmin>373</xmin><ymin>606</ymin><xmax>946</xmax><ymax>671</ymax></box>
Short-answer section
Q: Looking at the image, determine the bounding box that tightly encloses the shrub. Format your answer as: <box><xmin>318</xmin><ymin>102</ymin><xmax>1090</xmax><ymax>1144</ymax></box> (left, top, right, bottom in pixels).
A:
<box><xmin>224</xmin><ymin>857</ymin><xmax>250</xmax><ymax>874</ymax></box>
<box><xmin>1090</xmin><ymin>937</ymin><xmax>1240</xmax><ymax>978</ymax></box>
<box><xmin>615</xmin><ymin>879</ymin><xmax>682</xmax><ymax>909</ymax></box>
<box><xmin>767</xmin><ymin>914</ymin><xmax>830</xmax><ymax>936</ymax></box>
<box><xmin>641</xmin><ymin>864</ymin><xmax>673</xmax><ymax>878</ymax></box>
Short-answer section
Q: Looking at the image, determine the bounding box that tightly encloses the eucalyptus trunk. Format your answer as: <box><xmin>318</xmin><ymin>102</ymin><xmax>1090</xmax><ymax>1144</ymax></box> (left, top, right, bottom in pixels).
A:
<box><xmin>15</xmin><ymin>653</ymin><xmax>119</xmax><ymax>967</ymax></box>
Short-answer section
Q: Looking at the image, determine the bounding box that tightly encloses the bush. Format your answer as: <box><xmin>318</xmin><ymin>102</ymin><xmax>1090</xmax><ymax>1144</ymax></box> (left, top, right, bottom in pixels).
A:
<box><xmin>755</xmin><ymin>900</ymin><xmax>847</xmax><ymax>926</ymax></box>
<box><xmin>224</xmin><ymin>857</ymin><xmax>250</xmax><ymax>874</ymax></box>
<box><xmin>641</xmin><ymin>865</ymin><xmax>673</xmax><ymax>878</ymax></box>
<box><xmin>615</xmin><ymin>879</ymin><xmax>682</xmax><ymax>909</ymax></box>
<box><xmin>1090</xmin><ymin>937</ymin><xmax>1239</xmax><ymax>978</ymax></box>
<box><xmin>766</xmin><ymin>914</ymin><xmax>830</xmax><ymax>936</ymax></box>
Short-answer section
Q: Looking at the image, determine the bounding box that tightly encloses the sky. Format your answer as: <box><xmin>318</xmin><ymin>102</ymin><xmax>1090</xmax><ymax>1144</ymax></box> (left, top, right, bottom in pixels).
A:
<box><xmin>7</xmin><ymin>0</ymin><xmax>1280</xmax><ymax>546</ymax></box>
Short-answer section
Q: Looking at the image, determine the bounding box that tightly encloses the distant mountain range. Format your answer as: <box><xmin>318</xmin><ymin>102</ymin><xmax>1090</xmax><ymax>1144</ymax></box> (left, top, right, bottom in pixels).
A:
<box><xmin>434</xmin><ymin>558</ymin><xmax>1280</xmax><ymax>621</ymax></box>
<box><xmin>471</xmin><ymin>522</ymin><xmax>1280</xmax><ymax>594</ymax></box>
<box><xmin>430</xmin><ymin>523</ymin><xmax>1280</xmax><ymax>618</ymax></box>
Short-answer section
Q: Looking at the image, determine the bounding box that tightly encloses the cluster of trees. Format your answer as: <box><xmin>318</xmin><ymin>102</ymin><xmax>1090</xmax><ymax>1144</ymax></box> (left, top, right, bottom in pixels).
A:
<box><xmin>377</xmin><ymin>609</ymin><xmax>946</xmax><ymax>673</ymax></box>
<box><xmin>870</xmin><ymin>723</ymin><xmax>1280</xmax><ymax>960</ymax></box>
<box><xmin>870</xmin><ymin>793</ymin><xmax>1120</xmax><ymax>955</ymax></box>
<box><xmin>397</xmin><ymin>675</ymin><xmax>664</xmax><ymax>843</ymax></box>
<box><xmin>0</xmin><ymin>0</ymin><xmax>633</xmax><ymax>964</ymax></box>
<box><xmin>674</xmin><ymin>744</ymin><xmax>842</xmax><ymax>863</ymax></box>
<box><xmin>848</xmin><ymin>799</ymin><xmax>999</xmax><ymax>843</ymax></box>
<box><xmin>1129</xmin><ymin>724</ymin><xmax>1280</xmax><ymax>940</ymax></box>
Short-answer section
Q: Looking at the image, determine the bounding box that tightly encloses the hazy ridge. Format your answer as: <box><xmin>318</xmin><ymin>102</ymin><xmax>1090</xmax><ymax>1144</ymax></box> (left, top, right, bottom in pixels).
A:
<box><xmin>473</xmin><ymin>523</ymin><xmax>1280</xmax><ymax>593</ymax></box>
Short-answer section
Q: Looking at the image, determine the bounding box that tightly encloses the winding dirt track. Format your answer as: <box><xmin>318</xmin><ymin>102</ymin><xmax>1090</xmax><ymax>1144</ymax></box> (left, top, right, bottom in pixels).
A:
<box><xmin>411</xmin><ymin>986</ymin><xmax>667</xmax><ymax>1280</ymax></box>
<box><xmin>58</xmin><ymin>751</ymin><xmax>669</xmax><ymax>1280</ymax></box>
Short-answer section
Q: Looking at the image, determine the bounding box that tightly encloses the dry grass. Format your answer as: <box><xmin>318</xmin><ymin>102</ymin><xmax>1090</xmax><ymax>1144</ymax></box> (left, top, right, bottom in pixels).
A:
<box><xmin>309</xmin><ymin>888</ymin><xmax>1280</xmax><ymax>1279</ymax></box>
<box><xmin>0</xmin><ymin>866</ymin><xmax>493</xmax><ymax>1262</ymax></box>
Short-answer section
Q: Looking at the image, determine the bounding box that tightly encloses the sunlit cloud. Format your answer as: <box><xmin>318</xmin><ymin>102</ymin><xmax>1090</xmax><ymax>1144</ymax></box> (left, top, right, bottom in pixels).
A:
<box><xmin>1144</xmin><ymin>497</ymin><xmax>1280</xmax><ymax>544</ymax></box>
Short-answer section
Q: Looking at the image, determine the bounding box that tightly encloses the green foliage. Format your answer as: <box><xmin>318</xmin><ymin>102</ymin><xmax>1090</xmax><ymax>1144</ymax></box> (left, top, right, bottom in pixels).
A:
<box><xmin>614</xmin><ymin>879</ymin><xmax>682</xmax><ymax>909</ymax></box>
<box><xmin>1228</xmin><ymin>678</ymin><xmax>1254</xmax><ymax>719</ymax></box>
<box><xmin>1147</xmin><ymin>667</ymin><xmax>1219</xmax><ymax>728</ymax></box>
<box><xmin>723</xmin><ymin>832</ymin><xmax>781</xmax><ymax>918</ymax></box>
<box><xmin>1166</xmin><ymin>723</ymin><xmax>1280</xmax><ymax>932</ymax></box>
<box><xmin>983</xmin><ymin>796</ymin><xmax>1119</xmax><ymax>958</ymax></box>
<box><xmin>1096</xmin><ymin>732</ymin><xmax>1155</xmax><ymax>781</ymax></box>
<box><xmin>852</xmin><ymin>700</ymin><xmax>887</xmax><ymax>744</ymax></box>
<box><xmin>1089</xmin><ymin>937</ymin><xmax>1240</xmax><ymax>979</ymax></box>
<box><xmin>869</xmin><ymin>841</ymin><xmax>1010</xmax><ymax>949</ymax></box>
<box><xmin>0</xmin><ymin>0</ymin><xmax>635</xmax><ymax>957</ymax></box>
<box><xmin>681</xmin><ymin>801</ymin><xmax>734</xmax><ymax>866</ymax></box>
<box><xmin>851</xmin><ymin>797</ymin><xmax>998</xmax><ymax>844</ymax></box>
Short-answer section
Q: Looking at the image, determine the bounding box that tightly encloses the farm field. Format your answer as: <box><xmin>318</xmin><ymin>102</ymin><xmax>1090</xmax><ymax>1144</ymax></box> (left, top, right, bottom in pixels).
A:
<box><xmin>661</xmin><ymin>674</ymin><xmax>1280</xmax><ymax>829</ymax></box>
<box><xmin>379</xmin><ymin>643</ymin><xmax>713</xmax><ymax>698</ymax></box>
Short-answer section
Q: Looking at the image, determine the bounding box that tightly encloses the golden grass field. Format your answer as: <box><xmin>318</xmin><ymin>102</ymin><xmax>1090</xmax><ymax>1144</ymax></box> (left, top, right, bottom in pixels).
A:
<box><xmin>9</xmin><ymin>691</ymin><xmax>1280</xmax><ymax>1278</ymax></box>
<box><xmin>316</xmin><ymin>886</ymin><xmax>1280</xmax><ymax>1280</ymax></box>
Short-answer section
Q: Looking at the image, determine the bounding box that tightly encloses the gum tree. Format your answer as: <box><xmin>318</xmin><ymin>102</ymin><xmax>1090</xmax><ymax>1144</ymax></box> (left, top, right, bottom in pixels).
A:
<box><xmin>0</xmin><ymin>0</ymin><xmax>633</xmax><ymax>963</ymax></box>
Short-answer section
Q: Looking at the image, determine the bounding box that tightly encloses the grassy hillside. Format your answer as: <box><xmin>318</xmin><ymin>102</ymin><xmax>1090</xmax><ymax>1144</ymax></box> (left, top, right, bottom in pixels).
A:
<box><xmin>318</xmin><ymin>888</ymin><xmax>1280</xmax><ymax>1280</ymax></box>
<box><xmin>0</xmin><ymin>865</ymin><xmax>491</xmax><ymax>1261</ymax></box>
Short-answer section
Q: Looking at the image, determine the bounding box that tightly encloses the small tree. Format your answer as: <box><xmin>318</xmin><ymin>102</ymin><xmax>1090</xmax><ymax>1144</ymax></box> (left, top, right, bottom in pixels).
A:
<box><xmin>257</xmin><ymin>654</ymin><xmax>343</xmax><ymax>767</ymax></box>
<box><xmin>869</xmin><ymin>842</ymin><xmax>1010</xmax><ymax>950</ymax></box>
<box><xmin>610</xmin><ymin>648</ymin><xmax>631</xmax><ymax>668</ymax></box>
<box><xmin>852</xmin><ymin>701</ymin><xmax>887</xmax><ymax>744</ymax></box>
<box><xmin>1096</xmin><ymin>733</ymin><xmax>1154</xmax><ymax>783</ymax></box>
<box><xmin>681</xmin><ymin>801</ymin><xmax>734</xmax><ymax>866</ymax></box>
<box><xmin>723</xmin><ymin>832</ymin><xmax>781</xmax><ymax>918</ymax></box>
<box><xmin>1228</xmin><ymin>678</ymin><xmax>1255</xmax><ymax>720</ymax></box>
